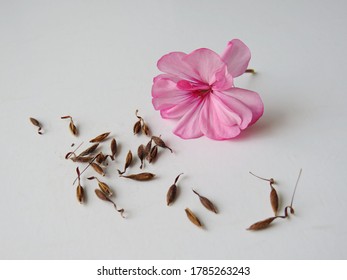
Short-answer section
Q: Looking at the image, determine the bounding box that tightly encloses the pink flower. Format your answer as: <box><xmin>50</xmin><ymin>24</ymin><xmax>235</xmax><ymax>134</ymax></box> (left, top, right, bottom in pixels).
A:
<box><xmin>151</xmin><ymin>39</ymin><xmax>264</xmax><ymax>140</ymax></box>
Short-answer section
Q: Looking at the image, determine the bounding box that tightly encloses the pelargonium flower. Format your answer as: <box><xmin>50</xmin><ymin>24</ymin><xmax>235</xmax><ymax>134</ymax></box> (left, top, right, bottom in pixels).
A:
<box><xmin>151</xmin><ymin>39</ymin><xmax>264</xmax><ymax>140</ymax></box>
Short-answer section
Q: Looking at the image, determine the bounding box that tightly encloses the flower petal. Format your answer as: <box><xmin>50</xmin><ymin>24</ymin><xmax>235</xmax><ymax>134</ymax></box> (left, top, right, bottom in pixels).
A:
<box><xmin>183</xmin><ymin>48</ymin><xmax>226</xmax><ymax>84</ymax></box>
<box><xmin>220</xmin><ymin>39</ymin><xmax>251</xmax><ymax>77</ymax></box>
<box><xmin>222</xmin><ymin>87</ymin><xmax>264</xmax><ymax>125</ymax></box>
<box><xmin>157</xmin><ymin>52</ymin><xmax>200</xmax><ymax>82</ymax></box>
<box><xmin>160</xmin><ymin>96</ymin><xmax>197</xmax><ymax>119</ymax></box>
<box><xmin>199</xmin><ymin>94</ymin><xmax>241</xmax><ymax>140</ymax></box>
<box><xmin>173</xmin><ymin>100</ymin><xmax>204</xmax><ymax>139</ymax></box>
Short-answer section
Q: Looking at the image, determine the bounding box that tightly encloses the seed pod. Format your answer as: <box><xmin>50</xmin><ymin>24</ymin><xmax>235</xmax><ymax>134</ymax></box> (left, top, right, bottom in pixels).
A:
<box><xmin>166</xmin><ymin>173</ymin><xmax>183</xmax><ymax>206</ymax></box>
<box><xmin>147</xmin><ymin>145</ymin><xmax>158</xmax><ymax>163</ymax></box>
<box><xmin>137</xmin><ymin>144</ymin><xmax>145</xmax><ymax>169</ymax></box>
<box><xmin>69</xmin><ymin>120</ymin><xmax>78</xmax><ymax>136</ymax></box>
<box><xmin>247</xmin><ymin>217</ymin><xmax>277</xmax><ymax>231</ymax></box>
<box><xmin>185</xmin><ymin>208</ymin><xmax>203</xmax><ymax>228</ymax></box>
<box><xmin>89</xmin><ymin>132</ymin><xmax>110</xmax><ymax>143</ymax></box>
<box><xmin>110</xmin><ymin>138</ymin><xmax>117</xmax><ymax>160</ymax></box>
<box><xmin>118</xmin><ymin>150</ymin><xmax>133</xmax><ymax>175</ymax></box>
<box><xmin>144</xmin><ymin>139</ymin><xmax>152</xmax><ymax>156</ymax></box>
<box><xmin>78</xmin><ymin>143</ymin><xmax>99</xmax><ymax>157</ymax></box>
<box><xmin>192</xmin><ymin>189</ymin><xmax>218</xmax><ymax>214</ymax></box>
<box><xmin>70</xmin><ymin>156</ymin><xmax>94</xmax><ymax>163</ymax></box>
<box><xmin>151</xmin><ymin>136</ymin><xmax>172</xmax><ymax>153</ymax></box>
<box><xmin>98</xmin><ymin>181</ymin><xmax>113</xmax><ymax>197</ymax></box>
<box><xmin>91</xmin><ymin>163</ymin><xmax>105</xmax><ymax>176</ymax></box>
<box><xmin>76</xmin><ymin>184</ymin><xmax>84</xmax><ymax>204</ymax></box>
<box><xmin>133</xmin><ymin>120</ymin><xmax>142</xmax><ymax>135</ymax></box>
<box><xmin>270</xmin><ymin>185</ymin><xmax>279</xmax><ymax>216</ymax></box>
<box><xmin>142</xmin><ymin>122</ymin><xmax>150</xmax><ymax>136</ymax></box>
<box><xmin>120</xmin><ymin>172</ymin><xmax>155</xmax><ymax>181</ymax></box>
<box><xmin>29</xmin><ymin>117</ymin><xmax>43</xmax><ymax>134</ymax></box>
<box><xmin>94</xmin><ymin>189</ymin><xmax>124</xmax><ymax>218</ymax></box>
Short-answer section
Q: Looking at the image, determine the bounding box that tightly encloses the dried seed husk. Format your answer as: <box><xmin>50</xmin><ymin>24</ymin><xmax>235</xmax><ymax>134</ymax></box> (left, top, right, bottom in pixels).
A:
<box><xmin>89</xmin><ymin>132</ymin><xmax>110</xmax><ymax>143</ymax></box>
<box><xmin>78</xmin><ymin>143</ymin><xmax>99</xmax><ymax>157</ymax></box>
<box><xmin>142</xmin><ymin>122</ymin><xmax>150</xmax><ymax>136</ymax></box>
<box><xmin>247</xmin><ymin>217</ymin><xmax>278</xmax><ymax>231</ymax></box>
<box><xmin>270</xmin><ymin>185</ymin><xmax>279</xmax><ymax>216</ymax></box>
<box><xmin>147</xmin><ymin>145</ymin><xmax>158</xmax><ymax>163</ymax></box>
<box><xmin>137</xmin><ymin>144</ymin><xmax>145</xmax><ymax>169</ymax></box>
<box><xmin>69</xmin><ymin>120</ymin><xmax>78</xmax><ymax>136</ymax></box>
<box><xmin>29</xmin><ymin>117</ymin><xmax>42</xmax><ymax>134</ymax></box>
<box><xmin>70</xmin><ymin>156</ymin><xmax>94</xmax><ymax>163</ymax></box>
<box><xmin>144</xmin><ymin>139</ymin><xmax>152</xmax><ymax>156</ymax></box>
<box><xmin>98</xmin><ymin>181</ymin><xmax>113</xmax><ymax>197</ymax></box>
<box><xmin>96</xmin><ymin>152</ymin><xmax>108</xmax><ymax>165</ymax></box>
<box><xmin>166</xmin><ymin>184</ymin><xmax>177</xmax><ymax>206</ymax></box>
<box><xmin>118</xmin><ymin>150</ymin><xmax>133</xmax><ymax>174</ymax></box>
<box><xmin>151</xmin><ymin>136</ymin><xmax>172</xmax><ymax>153</ymax></box>
<box><xmin>94</xmin><ymin>189</ymin><xmax>124</xmax><ymax>218</ymax></box>
<box><xmin>120</xmin><ymin>172</ymin><xmax>155</xmax><ymax>181</ymax></box>
<box><xmin>133</xmin><ymin>120</ymin><xmax>142</xmax><ymax>135</ymax></box>
<box><xmin>91</xmin><ymin>163</ymin><xmax>105</xmax><ymax>176</ymax></box>
<box><xmin>192</xmin><ymin>189</ymin><xmax>218</xmax><ymax>214</ymax></box>
<box><xmin>185</xmin><ymin>208</ymin><xmax>203</xmax><ymax>228</ymax></box>
<box><xmin>76</xmin><ymin>184</ymin><xmax>84</xmax><ymax>204</ymax></box>
<box><xmin>110</xmin><ymin>138</ymin><xmax>117</xmax><ymax>160</ymax></box>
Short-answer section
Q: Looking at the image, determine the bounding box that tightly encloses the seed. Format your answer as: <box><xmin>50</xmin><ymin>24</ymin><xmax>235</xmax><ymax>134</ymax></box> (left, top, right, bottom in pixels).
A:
<box><xmin>142</xmin><ymin>122</ymin><xmax>150</xmax><ymax>136</ymax></box>
<box><xmin>133</xmin><ymin>120</ymin><xmax>142</xmax><ymax>135</ymax></box>
<box><xmin>96</xmin><ymin>152</ymin><xmax>108</xmax><ymax>165</ymax></box>
<box><xmin>29</xmin><ymin>117</ymin><xmax>43</xmax><ymax>134</ymax></box>
<box><xmin>98</xmin><ymin>181</ymin><xmax>112</xmax><ymax>196</ymax></box>
<box><xmin>118</xmin><ymin>150</ymin><xmax>133</xmax><ymax>175</ymax></box>
<box><xmin>166</xmin><ymin>173</ymin><xmax>183</xmax><ymax>206</ymax></box>
<box><xmin>270</xmin><ymin>185</ymin><xmax>279</xmax><ymax>215</ymax></box>
<box><xmin>144</xmin><ymin>139</ymin><xmax>152</xmax><ymax>156</ymax></box>
<box><xmin>110</xmin><ymin>138</ymin><xmax>117</xmax><ymax>160</ymax></box>
<box><xmin>120</xmin><ymin>172</ymin><xmax>155</xmax><ymax>181</ymax></box>
<box><xmin>192</xmin><ymin>189</ymin><xmax>218</xmax><ymax>214</ymax></box>
<box><xmin>61</xmin><ymin>116</ymin><xmax>78</xmax><ymax>136</ymax></box>
<box><xmin>70</xmin><ymin>156</ymin><xmax>94</xmax><ymax>163</ymax></box>
<box><xmin>94</xmin><ymin>189</ymin><xmax>124</xmax><ymax>218</ymax></box>
<box><xmin>89</xmin><ymin>132</ymin><xmax>110</xmax><ymax>143</ymax></box>
<box><xmin>137</xmin><ymin>144</ymin><xmax>145</xmax><ymax>169</ymax></box>
<box><xmin>147</xmin><ymin>145</ymin><xmax>158</xmax><ymax>163</ymax></box>
<box><xmin>78</xmin><ymin>143</ymin><xmax>99</xmax><ymax>157</ymax></box>
<box><xmin>151</xmin><ymin>136</ymin><xmax>172</xmax><ymax>153</ymax></box>
<box><xmin>76</xmin><ymin>184</ymin><xmax>84</xmax><ymax>204</ymax></box>
<box><xmin>185</xmin><ymin>208</ymin><xmax>203</xmax><ymax>228</ymax></box>
<box><xmin>91</xmin><ymin>163</ymin><xmax>105</xmax><ymax>176</ymax></box>
<box><xmin>247</xmin><ymin>217</ymin><xmax>278</xmax><ymax>231</ymax></box>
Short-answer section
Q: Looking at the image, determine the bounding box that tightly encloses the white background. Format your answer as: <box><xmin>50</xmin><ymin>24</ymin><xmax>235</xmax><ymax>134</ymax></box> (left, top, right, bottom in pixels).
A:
<box><xmin>1</xmin><ymin>0</ymin><xmax>346</xmax><ymax>259</ymax></box>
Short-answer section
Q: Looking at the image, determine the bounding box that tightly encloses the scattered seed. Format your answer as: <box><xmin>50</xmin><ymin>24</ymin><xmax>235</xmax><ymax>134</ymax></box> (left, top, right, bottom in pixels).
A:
<box><xmin>185</xmin><ymin>208</ymin><xmax>203</xmax><ymax>228</ymax></box>
<box><xmin>75</xmin><ymin>167</ymin><xmax>84</xmax><ymax>204</ymax></box>
<box><xmin>166</xmin><ymin>173</ymin><xmax>183</xmax><ymax>206</ymax></box>
<box><xmin>96</xmin><ymin>152</ymin><xmax>109</xmax><ymax>165</ymax></box>
<box><xmin>144</xmin><ymin>139</ymin><xmax>152</xmax><ymax>157</ymax></box>
<box><xmin>110</xmin><ymin>138</ymin><xmax>117</xmax><ymax>160</ymax></box>
<box><xmin>270</xmin><ymin>185</ymin><xmax>279</xmax><ymax>215</ymax></box>
<box><xmin>29</xmin><ymin>117</ymin><xmax>43</xmax><ymax>135</ymax></box>
<box><xmin>118</xmin><ymin>150</ymin><xmax>133</xmax><ymax>175</ymax></box>
<box><xmin>133</xmin><ymin>120</ymin><xmax>142</xmax><ymax>135</ymax></box>
<box><xmin>88</xmin><ymin>176</ymin><xmax>113</xmax><ymax>197</ymax></box>
<box><xmin>89</xmin><ymin>132</ymin><xmax>110</xmax><ymax>143</ymax></box>
<box><xmin>137</xmin><ymin>144</ymin><xmax>145</xmax><ymax>169</ymax></box>
<box><xmin>91</xmin><ymin>162</ymin><xmax>105</xmax><ymax>176</ymax></box>
<box><xmin>247</xmin><ymin>217</ymin><xmax>278</xmax><ymax>231</ymax></box>
<box><xmin>120</xmin><ymin>172</ymin><xmax>155</xmax><ymax>181</ymax></box>
<box><xmin>61</xmin><ymin>116</ymin><xmax>78</xmax><ymax>136</ymax></box>
<box><xmin>78</xmin><ymin>143</ymin><xmax>99</xmax><ymax>157</ymax></box>
<box><xmin>147</xmin><ymin>145</ymin><xmax>158</xmax><ymax>163</ymax></box>
<box><xmin>192</xmin><ymin>189</ymin><xmax>218</xmax><ymax>214</ymax></box>
<box><xmin>142</xmin><ymin>122</ymin><xmax>150</xmax><ymax>136</ymax></box>
<box><xmin>151</xmin><ymin>136</ymin><xmax>172</xmax><ymax>153</ymax></box>
<box><xmin>70</xmin><ymin>155</ymin><xmax>94</xmax><ymax>163</ymax></box>
<box><xmin>94</xmin><ymin>189</ymin><xmax>124</xmax><ymax>218</ymax></box>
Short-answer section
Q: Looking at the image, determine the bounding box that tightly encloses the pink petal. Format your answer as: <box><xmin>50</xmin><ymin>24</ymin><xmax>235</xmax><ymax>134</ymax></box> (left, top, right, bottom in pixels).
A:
<box><xmin>173</xmin><ymin>100</ymin><xmax>204</xmax><ymax>139</ymax></box>
<box><xmin>160</xmin><ymin>96</ymin><xmax>197</xmax><ymax>119</ymax></box>
<box><xmin>183</xmin><ymin>48</ymin><xmax>226</xmax><ymax>84</ymax></box>
<box><xmin>199</xmin><ymin>94</ymin><xmax>241</xmax><ymax>140</ymax></box>
<box><xmin>212</xmin><ymin>68</ymin><xmax>234</xmax><ymax>91</ymax></box>
<box><xmin>157</xmin><ymin>52</ymin><xmax>200</xmax><ymax>82</ymax></box>
<box><xmin>222</xmin><ymin>87</ymin><xmax>264</xmax><ymax>125</ymax></box>
<box><xmin>220</xmin><ymin>39</ymin><xmax>251</xmax><ymax>77</ymax></box>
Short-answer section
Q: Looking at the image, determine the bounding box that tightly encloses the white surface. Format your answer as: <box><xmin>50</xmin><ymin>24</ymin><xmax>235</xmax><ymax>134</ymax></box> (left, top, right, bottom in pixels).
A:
<box><xmin>1</xmin><ymin>0</ymin><xmax>347</xmax><ymax>259</ymax></box>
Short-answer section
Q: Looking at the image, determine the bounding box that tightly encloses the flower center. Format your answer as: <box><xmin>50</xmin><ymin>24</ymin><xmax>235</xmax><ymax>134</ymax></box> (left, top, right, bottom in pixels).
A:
<box><xmin>194</xmin><ymin>85</ymin><xmax>213</xmax><ymax>98</ymax></box>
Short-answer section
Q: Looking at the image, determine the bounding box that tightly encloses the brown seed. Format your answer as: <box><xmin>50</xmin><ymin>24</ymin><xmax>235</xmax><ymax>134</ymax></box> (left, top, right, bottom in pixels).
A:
<box><xmin>70</xmin><ymin>156</ymin><xmax>94</xmax><ymax>163</ymax></box>
<box><xmin>98</xmin><ymin>181</ymin><xmax>113</xmax><ymax>197</ymax></box>
<box><xmin>110</xmin><ymin>138</ymin><xmax>117</xmax><ymax>160</ymax></box>
<box><xmin>142</xmin><ymin>122</ymin><xmax>150</xmax><ymax>136</ymax></box>
<box><xmin>144</xmin><ymin>139</ymin><xmax>152</xmax><ymax>156</ymax></box>
<box><xmin>118</xmin><ymin>150</ymin><xmax>133</xmax><ymax>174</ymax></box>
<box><xmin>78</xmin><ymin>143</ymin><xmax>99</xmax><ymax>157</ymax></box>
<box><xmin>29</xmin><ymin>117</ymin><xmax>43</xmax><ymax>134</ymax></box>
<box><xmin>151</xmin><ymin>136</ymin><xmax>172</xmax><ymax>153</ymax></box>
<box><xmin>185</xmin><ymin>208</ymin><xmax>203</xmax><ymax>228</ymax></box>
<box><xmin>192</xmin><ymin>189</ymin><xmax>218</xmax><ymax>214</ymax></box>
<box><xmin>137</xmin><ymin>144</ymin><xmax>145</xmax><ymax>169</ymax></box>
<box><xmin>89</xmin><ymin>132</ymin><xmax>110</xmax><ymax>143</ymax></box>
<box><xmin>76</xmin><ymin>184</ymin><xmax>84</xmax><ymax>204</ymax></box>
<box><xmin>133</xmin><ymin>120</ymin><xmax>142</xmax><ymax>135</ymax></box>
<box><xmin>270</xmin><ymin>185</ymin><xmax>279</xmax><ymax>215</ymax></box>
<box><xmin>91</xmin><ymin>163</ymin><xmax>105</xmax><ymax>176</ymax></box>
<box><xmin>148</xmin><ymin>145</ymin><xmax>158</xmax><ymax>163</ymax></box>
<box><xmin>96</xmin><ymin>152</ymin><xmax>108</xmax><ymax>165</ymax></box>
<box><xmin>69</xmin><ymin>120</ymin><xmax>78</xmax><ymax>136</ymax></box>
<box><xmin>120</xmin><ymin>172</ymin><xmax>155</xmax><ymax>181</ymax></box>
<box><xmin>247</xmin><ymin>217</ymin><xmax>278</xmax><ymax>231</ymax></box>
<box><xmin>166</xmin><ymin>184</ymin><xmax>177</xmax><ymax>206</ymax></box>
<box><xmin>94</xmin><ymin>189</ymin><xmax>125</xmax><ymax>218</ymax></box>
